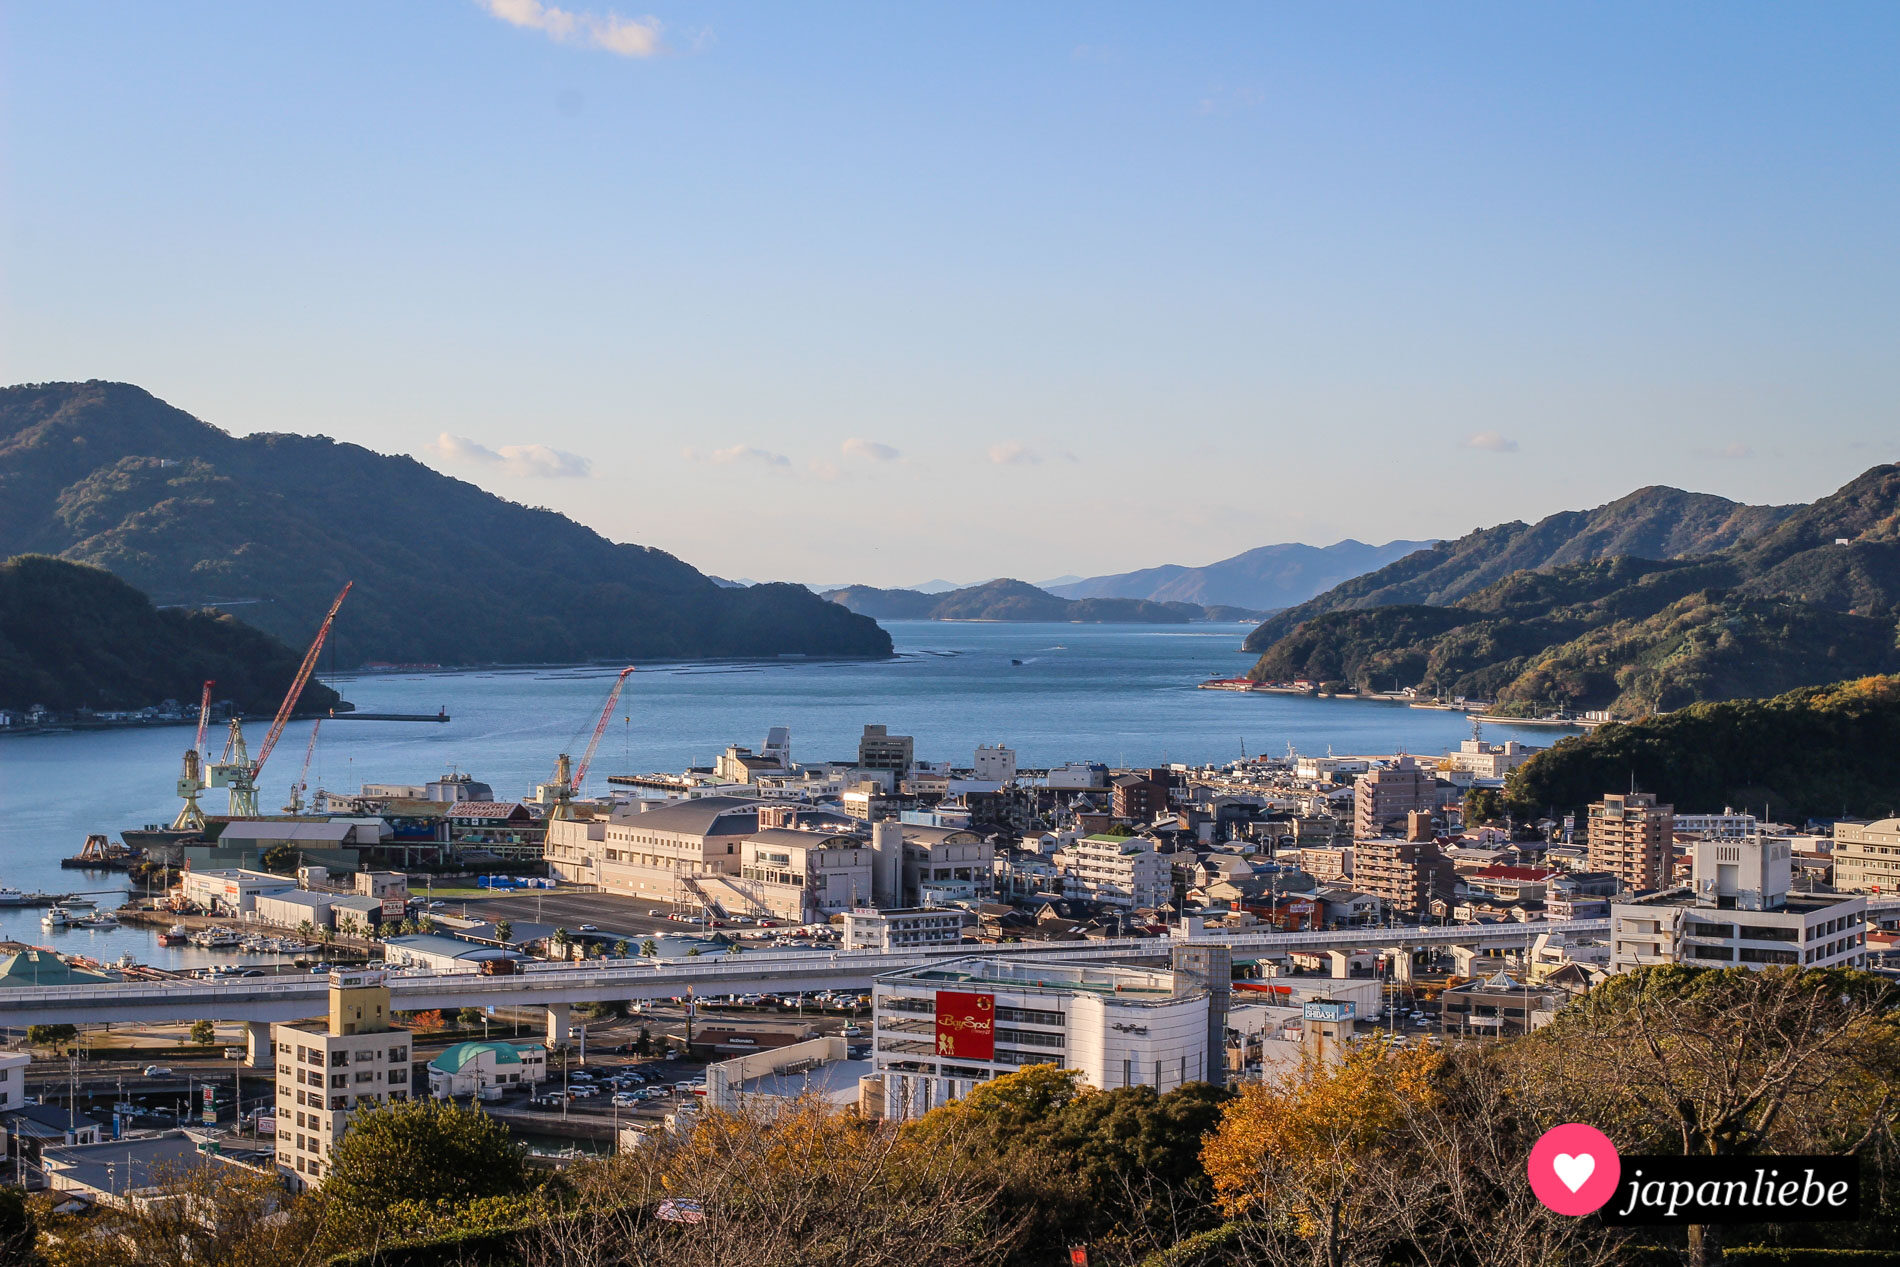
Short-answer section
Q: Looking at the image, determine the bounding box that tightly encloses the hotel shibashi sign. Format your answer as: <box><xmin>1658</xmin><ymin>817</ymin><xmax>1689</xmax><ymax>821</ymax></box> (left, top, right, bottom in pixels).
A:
<box><xmin>935</xmin><ymin>990</ymin><xmax>995</xmax><ymax>1059</ymax></box>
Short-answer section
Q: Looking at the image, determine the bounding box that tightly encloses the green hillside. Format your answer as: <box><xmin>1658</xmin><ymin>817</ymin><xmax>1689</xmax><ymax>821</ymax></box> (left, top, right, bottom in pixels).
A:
<box><xmin>1504</xmin><ymin>675</ymin><xmax>1900</xmax><ymax>824</ymax></box>
<box><xmin>0</xmin><ymin>554</ymin><xmax>344</xmax><ymax>715</ymax></box>
<box><xmin>0</xmin><ymin>382</ymin><xmax>892</xmax><ymax>666</ymax></box>
<box><xmin>1245</xmin><ymin>467</ymin><xmax>1900</xmax><ymax>715</ymax></box>
<box><xmin>822</xmin><ymin>577</ymin><xmax>1253</xmax><ymax>623</ymax></box>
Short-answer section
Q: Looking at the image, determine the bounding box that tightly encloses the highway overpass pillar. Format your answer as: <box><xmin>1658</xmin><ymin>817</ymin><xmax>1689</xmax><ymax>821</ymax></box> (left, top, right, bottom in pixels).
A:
<box><xmin>545</xmin><ymin>1002</ymin><xmax>571</xmax><ymax>1050</ymax></box>
<box><xmin>1326</xmin><ymin>950</ymin><xmax>1350</xmax><ymax>979</ymax></box>
<box><xmin>246</xmin><ymin>1020</ymin><xmax>273</xmax><ymax>1069</ymax></box>
<box><xmin>1385</xmin><ymin>948</ymin><xmax>1414</xmax><ymax>987</ymax></box>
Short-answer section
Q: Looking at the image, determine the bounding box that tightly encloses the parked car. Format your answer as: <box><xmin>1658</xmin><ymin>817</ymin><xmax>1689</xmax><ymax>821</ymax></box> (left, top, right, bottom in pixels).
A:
<box><xmin>840</xmin><ymin>1024</ymin><xmax>864</xmax><ymax>1038</ymax></box>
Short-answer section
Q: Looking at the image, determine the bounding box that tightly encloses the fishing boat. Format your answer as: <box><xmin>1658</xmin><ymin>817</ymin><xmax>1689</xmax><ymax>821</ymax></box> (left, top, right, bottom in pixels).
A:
<box><xmin>158</xmin><ymin>925</ymin><xmax>189</xmax><ymax>946</ymax></box>
<box><xmin>40</xmin><ymin>907</ymin><xmax>73</xmax><ymax>929</ymax></box>
<box><xmin>0</xmin><ymin>888</ymin><xmax>30</xmax><ymax>907</ymax></box>
<box><xmin>74</xmin><ymin>911</ymin><xmax>119</xmax><ymax>929</ymax></box>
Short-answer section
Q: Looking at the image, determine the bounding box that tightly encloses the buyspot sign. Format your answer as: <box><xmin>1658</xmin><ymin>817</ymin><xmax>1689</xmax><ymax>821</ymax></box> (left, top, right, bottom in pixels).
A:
<box><xmin>1527</xmin><ymin>1125</ymin><xmax>1859</xmax><ymax>1225</ymax></box>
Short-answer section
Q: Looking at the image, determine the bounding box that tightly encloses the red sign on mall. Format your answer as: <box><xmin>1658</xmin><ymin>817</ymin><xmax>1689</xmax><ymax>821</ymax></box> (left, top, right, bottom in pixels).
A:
<box><xmin>935</xmin><ymin>990</ymin><xmax>995</xmax><ymax>1060</ymax></box>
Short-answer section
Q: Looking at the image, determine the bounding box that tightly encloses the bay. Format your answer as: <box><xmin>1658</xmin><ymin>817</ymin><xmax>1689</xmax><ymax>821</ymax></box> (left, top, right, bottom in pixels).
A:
<box><xmin>0</xmin><ymin>621</ymin><xmax>1560</xmax><ymax>964</ymax></box>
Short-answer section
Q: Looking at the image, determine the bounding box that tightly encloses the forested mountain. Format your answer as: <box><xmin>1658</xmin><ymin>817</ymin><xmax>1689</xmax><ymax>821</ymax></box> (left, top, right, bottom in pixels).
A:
<box><xmin>1244</xmin><ymin>470</ymin><xmax>1900</xmax><ymax>716</ymax></box>
<box><xmin>1504</xmin><ymin>675</ymin><xmax>1900</xmax><ymax>824</ymax></box>
<box><xmin>1047</xmin><ymin>538</ymin><xmax>1434</xmax><ymax>609</ymax></box>
<box><xmin>822</xmin><ymin>578</ymin><xmax>1262</xmax><ymax>624</ymax></box>
<box><xmin>1245</xmin><ymin>486</ymin><xmax>1795</xmax><ymax>649</ymax></box>
<box><xmin>0</xmin><ymin>554</ymin><xmax>344</xmax><ymax>714</ymax></box>
<box><xmin>0</xmin><ymin>382</ymin><xmax>891</xmax><ymax>666</ymax></box>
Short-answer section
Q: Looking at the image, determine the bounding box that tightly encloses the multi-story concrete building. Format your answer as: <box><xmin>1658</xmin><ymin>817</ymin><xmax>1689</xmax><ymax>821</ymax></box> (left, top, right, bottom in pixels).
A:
<box><xmin>1831</xmin><ymin>818</ymin><xmax>1900</xmax><ymax>895</ymax></box>
<box><xmin>735</xmin><ymin>826</ymin><xmax>874</xmax><ymax>922</ymax></box>
<box><xmin>1448</xmin><ymin>739</ymin><xmax>1540</xmax><ymax>780</ymax></box>
<box><xmin>1609</xmin><ymin>835</ymin><xmax>1866</xmax><ymax>974</ymax></box>
<box><xmin>1587</xmin><ymin>792</ymin><xmax>1676</xmax><ymax>892</ymax></box>
<box><xmin>1353</xmin><ymin>816</ymin><xmax>1457</xmax><ymax>917</ymax></box>
<box><xmin>544</xmin><ymin>796</ymin><xmax>760</xmax><ymax>901</ymax></box>
<box><xmin>179</xmin><ymin>868</ymin><xmax>297</xmax><ymax>916</ymax></box>
<box><xmin>844</xmin><ymin>907</ymin><xmax>968</xmax><ymax>951</ymax></box>
<box><xmin>1111</xmin><ymin>770</ymin><xmax>1169</xmax><ymax>822</ymax></box>
<box><xmin>972</xmin><ymin>744</ymin><xmax>1018</xmax><ymax>782</ymax></box>
<box><xmin>872</xmin><ymin>956</ymin><xmax>1213</xmax><ymax>1120</ymax></box>
<box><xmin>857</xmin><ymin>725</ymin><xmax>914</xmax><ymax>773</ymax></box>
<box><xmin>902</xmin><ymin>824</ymin><xmax>993</xmax><ymax>906</ymax></box>
<box><xmin>272</xmin><ymin>970</ymin><xmax>412</xmax><ymax>1192</ymax></box>
<box><xmin>1054</xmin><ymin>833</ymin><xmax>1171</xmax><ymax>909</ymax></box>
<box><xmin>1298</xmin><ymin>846</ymin><xmax>1354</xmax><ymax>884</ymax></box>
<box><xmin>1353</xmin><ymin>758</ymin><xmax>1436</xmax><ymax>837</ymax></box>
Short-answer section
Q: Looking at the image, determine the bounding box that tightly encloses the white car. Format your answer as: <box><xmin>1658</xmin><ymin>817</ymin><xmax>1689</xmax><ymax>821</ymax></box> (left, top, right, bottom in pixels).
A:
<box><xmin>840</xmin><ymin>1024</ymin><xmax>864</xmax><ymax>1038</ymax></box>
<box><xmin>142</xmin><ymin>1065</ymin><xmax>174</xmax><ymax>1078</ymax></box>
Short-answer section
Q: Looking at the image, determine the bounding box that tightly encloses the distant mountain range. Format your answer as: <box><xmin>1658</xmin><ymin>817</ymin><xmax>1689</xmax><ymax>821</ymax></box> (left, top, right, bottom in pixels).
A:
<box><xmin>0</xmin><ymin>382</ymin><xmax>892</xmax><ymax>667</ymax></box>
<box><xmin>821</xmin><ymin>578</ymin><xmax>1267</xmax><ymax>624</ymax></box>
<box><xmin>1045</xmin><ymin>539</ymin><xmax>1436</xmax><ymax>610</ymax></box>
<box><xmin>1243</xmin><ymin>475</ymin><xmax>1900</xmax><ymax>716</ymax></box>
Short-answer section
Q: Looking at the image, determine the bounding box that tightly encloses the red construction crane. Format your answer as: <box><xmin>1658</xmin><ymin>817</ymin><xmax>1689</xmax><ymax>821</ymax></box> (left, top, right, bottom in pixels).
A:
<box><xmin>192</xmin><ymin>680</ymin><xmax>215</xmax><ymax>756</ymax></box>
<box><xmin>252</xmin><ymin>582</ymin><xmax>351</xmax><ymax>778</ymax></box>
<box><xmin>546</xmin><ymin>666</ymin><xmax>634</xmax><ymax>820</ymax></box>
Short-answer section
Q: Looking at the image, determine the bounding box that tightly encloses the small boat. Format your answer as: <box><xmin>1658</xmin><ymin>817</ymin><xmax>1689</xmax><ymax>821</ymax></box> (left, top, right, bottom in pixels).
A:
<box><xmin>59</xmin><ymin>896</ymin><xmax>96</xmax><ymax>909</ymax></box>
<box><xmin>75</xmin><ymin>912</ymin><xmax>120</xmax><ymax>929</ymax></box>
<box><xmin>1011</xmin><ymin>659</ymin><xmax>1025</xmax><ymax>666</ymax></box>
<box><xmin>40</xmin><ymin>907</ymin><xmax>73</xmax><ymax>928</ymax></box>
<box><xmin>158</xmin><ymin>925</ymin><xmax>188</xmax><ymax>946</ymax></box>
<box><xmin>0</xmin><ymin>888</ymin><xmax>30</xmax><ymax>907</ymax></box>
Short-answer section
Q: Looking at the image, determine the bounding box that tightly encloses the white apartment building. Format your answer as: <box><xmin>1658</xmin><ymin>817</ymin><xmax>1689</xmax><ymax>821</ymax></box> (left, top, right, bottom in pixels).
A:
<box><xmin>1831</xmin><ymin>818</ymin><xmax>1900</xmax><ymax>894</ymax></box>
<box><xmin>735</xmin><ymin>827</ymin><xmax>874</xmax><ymax>922</ymax></box>
<box><xmin>272</xmin><ymin>970</ymin><xmax>413</xmax><ymax>1192</ymax></box>
<box><xmin>1055</xmin><ymin>833</ymin><xmax>1171</xmax><ymax>908</ymax></box>
<box><xmin>844</xmin><ymin>907</ymin><xmax>968</xmax><ymax>951</ymax></box>
<box><xmin>1609</xmin><ymin>835</ymin><xmax>1866</xmax><ymax>974</ymax></box>
<box><xmin>872</xmin><ymin>956</ymin><xmax>1213</xmax><ymax>1121</ymax></box>
<box><xmin>973</xmin><ymin>744</ymin><xmax>1018</xmax><ymax>782</ymax></box>
<box><xmin>1045</xmin><ymin>762</ymin><xmax>1108</xmax><ymax>790</ymax></box>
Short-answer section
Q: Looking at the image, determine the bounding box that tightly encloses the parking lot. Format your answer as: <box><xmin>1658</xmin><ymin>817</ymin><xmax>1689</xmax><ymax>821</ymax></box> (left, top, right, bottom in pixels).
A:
<box><xmin>421</xmin><ymin>889</ymin><xmax>694</xmax><ymax>939</ymax></box>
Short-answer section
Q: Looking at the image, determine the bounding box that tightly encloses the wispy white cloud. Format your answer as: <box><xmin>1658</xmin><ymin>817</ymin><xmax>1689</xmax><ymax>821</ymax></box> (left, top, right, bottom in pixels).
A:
<box><xmin>1702</xmin><ymin>441</ymin><xmax>1754</xmax><ymax>460</ymax></box>
<box><xmin>807</xmin><ymin>459</ymin><xmax>841</xmax><ymax>481</ymax></box>
<box><xmin>428</xmin><ymin>433</ymin><xmax>591</xmax><ymax>478</ymax></box>
<box><xmin>988</xmin><ymin>442</ymin><xmax>1042</xmax><ymax>466</ymax></box>
<box><xmin>480</xmin><ymin>0</ymin><xmax>663</xmax><ymax>57</ymax></box>
<box><xmin>1461</xmin><ymin>430</ymin><xmax>1519</xmax><ymax>453</ymax></box>
<box><xmin>683</xmin><ymin>444</ymin><xmax>791</xmax><ymax>469</ymax></box>
<box><xmin>842</xmin><ymin>437</ymin><xmax>902</xmax><ymax>462</ymax></box>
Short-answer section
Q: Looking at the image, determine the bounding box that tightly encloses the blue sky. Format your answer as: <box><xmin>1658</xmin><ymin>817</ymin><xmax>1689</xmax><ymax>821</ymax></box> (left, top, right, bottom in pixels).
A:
<box><xmin>4</xmin><ymin>2</ymin><xmax>1897</xmax><ymax>587</ymax></box>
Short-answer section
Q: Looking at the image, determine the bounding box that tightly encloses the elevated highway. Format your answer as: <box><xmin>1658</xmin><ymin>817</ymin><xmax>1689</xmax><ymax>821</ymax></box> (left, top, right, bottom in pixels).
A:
<box><xmin>0</xmin><ymin>919</ymin><xmax>1606</xmax><ymax>1051</ymax></box>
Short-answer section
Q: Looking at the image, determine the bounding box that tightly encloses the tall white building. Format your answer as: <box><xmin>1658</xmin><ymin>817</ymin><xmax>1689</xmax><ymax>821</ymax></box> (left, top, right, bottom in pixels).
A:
<box><xmin>272</xmin><ymin>970</ymin><xmax>413</xmax><ymax>1192</ymax></box>
<box><xmin>1831</xmin><ymin>818</ymin><xmax>1900</xmax><ymax>894</ymax></box>
<box><xmin>871</xmin><ymin>956</ymin><xmax>1213</xmax><ymax>1120</ymax></box>
<box><xmin>1055</xmin><ymin>833</ymin><xmax>1171</xmax><ymax>908</ymax></box>
<box><xmin>1609</xmin><ymin>834</ymin><xmax>1866</xmax><ymax>974</ymax></box>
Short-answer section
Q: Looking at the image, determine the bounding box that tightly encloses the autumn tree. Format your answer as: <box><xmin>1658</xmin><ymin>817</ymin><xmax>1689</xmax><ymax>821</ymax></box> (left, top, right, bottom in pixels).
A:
<box><xmin>525</xmin><ymin>1095</ymin><xmax>1014</xmax><ymax>1267</ymax></box>
<box><xmin>1202</xmin><ymin>1039</ymin><xmax>1444</xmax><ymax>1267</ymax></box>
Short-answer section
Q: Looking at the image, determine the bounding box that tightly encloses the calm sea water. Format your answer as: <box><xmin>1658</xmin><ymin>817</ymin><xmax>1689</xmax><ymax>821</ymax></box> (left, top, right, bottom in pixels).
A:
<box><xmin>0</xmin><ymin>621</ymin><xmax>1561</xmax><ymax>963</ymax></box>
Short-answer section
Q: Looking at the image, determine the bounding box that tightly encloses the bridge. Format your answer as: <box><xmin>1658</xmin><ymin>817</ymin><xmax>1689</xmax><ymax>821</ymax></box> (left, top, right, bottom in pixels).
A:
<box><xmin>0</xmin><ymin>919</ymin><xmax>1605</xmax><ymax>1062</ymax></box>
